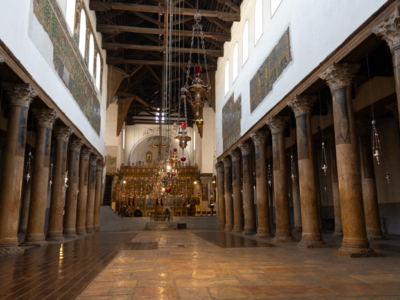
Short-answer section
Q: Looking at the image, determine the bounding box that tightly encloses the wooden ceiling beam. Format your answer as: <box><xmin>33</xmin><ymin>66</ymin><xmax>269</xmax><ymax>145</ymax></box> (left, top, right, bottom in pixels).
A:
<box><xmin>146</xmin><ymin>65</ymin><xmax>161</xmax><ymax>83</ymax></box>
<box><xmin>89</xmin><ymin>1</ymin><xmax>240</xmax><ymax>22</ymax></box>
<box><xmin>97</xmin><ymin>24</ymin><xmax>231</xmax><ymax>42</ymax></box>
<box><xmin>108</xmin><ymin>57</ymin><xmax>216</xmax><ymax>69</ymax></box>
<box><xmin>129</xmin><ymin>11</ymin><xmax>164</xmax><ymax>27</ymax></box>
<box><xmin>216</xmin><ymin>0</ymin><xmax>240</xmax><ymax>13</ymax></box>
<box><xmin>102</xmin><ymin>42</ymin><xmax>223</xmax><ymax>56</ymax></box>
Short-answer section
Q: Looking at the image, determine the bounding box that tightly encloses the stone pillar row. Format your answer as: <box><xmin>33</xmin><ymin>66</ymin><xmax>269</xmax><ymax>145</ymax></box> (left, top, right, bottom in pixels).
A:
<box><xmin>0</xmin><ymin>83</ymin><xmax>105</xmax><ymax>255</ymax></box>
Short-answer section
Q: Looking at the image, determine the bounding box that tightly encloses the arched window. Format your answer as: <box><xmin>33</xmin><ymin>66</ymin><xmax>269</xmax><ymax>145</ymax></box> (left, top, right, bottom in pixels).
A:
<box><xmin>243</xmin><ymin>20</ymin><xmax>249</xmax><ymax>65</ymax></box>
<box><xmin>233</xmin><ymin>43</ymin><xmax>238</xmax><ymax>81</ymax></box>
<box><xmin>96</xmin><ymin>53</ymin><xmax>101</xmax><ymax>89</ymax></box>
<box><xmin>225</xmin><ymin>60</ymin><xmax>229</xmax><ymax>96</ymax></box>
<box><xmin>78</xmin><ymin>10</ymin><xmax>86</xmax><ymax>57</ymax></box>
<box><xmin>255</xmin><ymin>0</ymin><xmax>263</xmax><ymax>44</ymax></box>
<box><xmin>88</xmin><ymin>34</ymin><xmax>95</xmax><ymax>75</ymax></box>
<box><xmin>65</xmin><ymin>0</ymin><xmax>76</xmax><ymax>35</ymax></box>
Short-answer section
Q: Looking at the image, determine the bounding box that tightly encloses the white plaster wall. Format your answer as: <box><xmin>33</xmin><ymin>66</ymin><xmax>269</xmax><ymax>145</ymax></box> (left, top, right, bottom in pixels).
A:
<box><xmin>0</xmin><ymin>0</ymin><xmax>108</xmax><ymax>155</ymax></box>
<box><xmin>200</xmin><ymin>107</ymin><xmax>216</xmax><ymax>174</ymax></box>
<box><xmin>215</xmin><ymin>0</ymin><xmax>388</xmax><ymax>157</ymax></box>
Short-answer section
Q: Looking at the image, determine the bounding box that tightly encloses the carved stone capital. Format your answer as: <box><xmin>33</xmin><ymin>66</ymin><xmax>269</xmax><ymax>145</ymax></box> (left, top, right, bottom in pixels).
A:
<box><xmin>215</xmin><ymin>162</ymin><xmax>224</xmax><ymax>173</ymax></box>
<box><xmin>221</xmin><ymin>157</ymin><xmax>232</xmax><ymax>168</ymax></box>
<box><xmin>266</xmin><ymin>116</ymin><xmax>288</xmax><ymax>134</ymax></box>
<box><xmin>69</xmin><ymin>138</ymin><xmax>84</xmax><ymax>152</ymax></box>
<box><xmin>53</xmin><ymin>126</ymin><xmax>73</xmax><ymax>142</ymax></box>
<box><xmin>355</xmin><ymin>120</ymin><xmax>372</xmax><ymax>137</ymax></box>
<box><xmin>81</xmin><ymin>148</ymin><xmax>92</xmax><ymax>160</ymax></box>
<box><xmin>96</xmin><ymin>161</ymin><xmax>105</xmax><ymax>171</ymax></box>
<box><xmin>287</xmin><ymin>95</ymin><xmax>318</xmax><ymax>116</ymax></box>
<box><xmin>0</xmin><ymin>53</ymin><xmax>7</xmax><ymax>64</ymax></box>
<box><xmin>319</xmin><ymin>63</ymin><xmax>360</xmax><ymax>90</ymax></box>
<box><xmin>372</xmin><ymin>6</ymin><xmax>400</xmax><ymax>51</ymax></box>
<box><xmin>89</xmin><ymin>155</ymin><xmax>99</xmax><ymax>166</ymax></box>
<box><xmin>229</xmin><ymin>150</ymin><xmax>241</xmax><ymax>162</ymax></box>
<box><xmin>385</xmin><ymin>102</ymin><xmax>399</xmax><ymax>121</ymax></box>
<box><xmin>250</xmin><ymin>131</ymin><xmax>269</xmax><ymax>146</ymax></box>
<box><xmin>32</xmin><ymin>108</ymin><xmax>58</xmax><ymax>129</ymax></box>
<box><xmin>3</xmin><ymin>83</ymin><xmax>38</xmax><ymax>108</ymax></box>
<box><xmin>238</xmin><ymin>142</ymin><xmax>252</xmax><ymax>156</ymax></box>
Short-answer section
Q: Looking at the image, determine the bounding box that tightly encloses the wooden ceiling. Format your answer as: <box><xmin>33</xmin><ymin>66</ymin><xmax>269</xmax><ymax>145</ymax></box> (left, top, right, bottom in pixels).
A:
<box><xmin>90</xmin><ymin>0</ymin><xmax>242</xmax><ymax>126</ymax></box>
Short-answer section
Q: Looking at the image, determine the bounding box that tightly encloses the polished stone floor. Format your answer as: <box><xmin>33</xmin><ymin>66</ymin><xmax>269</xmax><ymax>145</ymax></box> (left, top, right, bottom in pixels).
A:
<box><xmin>2</xmin><ymin>230</ymin><xmax>400</xmax><ymax>299</ymax></box>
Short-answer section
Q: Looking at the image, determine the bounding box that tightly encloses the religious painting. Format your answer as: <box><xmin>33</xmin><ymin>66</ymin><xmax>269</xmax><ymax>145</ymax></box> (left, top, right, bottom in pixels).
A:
<box><xmin>202</xmin><ymin>183</ymin><xmax>209</xmax><ymax>202</ymax></box>
<box><xmin>137</xmin><ymin>197</ymin><xmax>145</xmax><ymax>207</ymax></box>
<box><xmin>174</xmin><ymin>196</ymin><xmax>182</xmax><ymax>206</ymax></box>
<box><xmin>222</xmin><ymin>94</ymin><xmax>241</xmax><ymax>152</ymax></box>
<box><xmin>146</xmin><ymin>196</ymin><xmax>154</xmax><ymax>207</ymax></box>
<box><xmin>250</xmin><ymin>28</ymin><xmax>292</xmax><ymax>113</ymax></box>
<box><xmin>106</xmin><ymin>155</ymin><xmax>117</xmax><ymax>175</ymax></box>
<box><xmin>165</xmin><ymin>195</ymin><xmax>172</xmax><ymax>206</ymax></box>
<box><xmin>33</xmin><ymin>0</ymin><xmax>101</xmax><ymax>134</ymax></box>
<box><xmin>146</xmin><ymin>151</ymin><xmax>153</xmax><ymax>164</ymax></box>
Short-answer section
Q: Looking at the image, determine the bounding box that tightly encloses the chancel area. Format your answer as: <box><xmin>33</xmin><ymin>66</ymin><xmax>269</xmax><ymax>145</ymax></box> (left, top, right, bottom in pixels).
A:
<box><xmin>1</xmin><ymin>0</ymin><xmax>400</xmax><ymax>299</ymax></box>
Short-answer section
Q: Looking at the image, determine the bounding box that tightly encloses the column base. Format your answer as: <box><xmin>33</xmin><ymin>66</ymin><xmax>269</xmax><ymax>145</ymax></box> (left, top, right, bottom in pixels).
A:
<box><xmin>334</xmin><ymin>246</ymin><xmax>381</xmax><ymax>258</ymax></box>
<box><xmin>232</xmin><ymin>226</ymin><xmax>244</xmax><ymax>233</ymax></box>
<box><xmin>332</xmin><ymin>230</ymin><xmax>343</xmax><ymax>237</ymax></box>
<box><xmin>243</xmin><ymin>229</ymin><xmax>256</xmax><ymax>235</ymax></box>
<box><xmin>94</xmin><ymin>227</ymin><xmax>100</xmax><ymax>232</ymax></box>
<box><xmin>255</xmin><ymin>232</ymin><xmax>274</xmax><ymax>238</ymax></box>
<box><xmin>21</xmin><ymin>238</ymin><xmax>48</xmax><ymax>247</ymax></box>
<box><xmin>86</xmin><ymin>228</ymin><xmax>94</xmax><ymax>234</ymax></box>
<box><xmin>0</xmin><ymin>243</ymin><xmax>25</xmax><ymax>256</ymax></box>
<box><xmin>272</xmin><ymin>234</ymin><xmax>296</xmax><ymax>243</ymax></box>
<box><xmin>46</xmin><ymin>233</ymin><xmax>64</xmax><ymax>242</ymax></box>
<box><xmin>76</xmin><ymin>229</ymin><xmax>86</xmax><ymax>236</ymax></box>
<box><xmin>218</xmin><ymin>225</ymin><xmax>225</xmax><ymax>230</ymax></box>
<box><xmin>224</xmin><ymin>227</ymin><xmax>233</xmax><ymax>232</ymax></box>
<box><xmin>292</xmin><ymin>226</ymin><xmax>302</xmax><ymax>232</ymax></box>
<box><xmin>297</xmin><ymin>237</ymin><xmax>329</xmax><ymax>248</ymax></box>
<box><xmin>367</xmin><ymin>234</ymin><xmax>389</xmax><ymax>241</ymax></box>
<box><xmin>64</xmin><ymin>232</ymin><xmax>77</xmax><ymax>239</ymax></box>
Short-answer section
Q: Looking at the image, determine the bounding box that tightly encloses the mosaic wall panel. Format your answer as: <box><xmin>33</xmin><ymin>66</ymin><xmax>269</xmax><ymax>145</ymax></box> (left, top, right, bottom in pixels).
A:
<box><xmin>33</xmin><ymin>0</ymin><xmax>101</xmax><ymax>134</ymax></box>
<box><xmin>250</xmin><ymin>28</ymin><xmax>292</xmax><ymax>113</ymax></box>
<box><xmin>222</xmin><ymin>94</ymin><xmax>241</xmax><ymax>152</ymax></box>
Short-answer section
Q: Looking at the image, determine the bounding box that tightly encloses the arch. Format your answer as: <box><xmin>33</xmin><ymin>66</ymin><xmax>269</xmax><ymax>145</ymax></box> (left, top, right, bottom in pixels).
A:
<box><xmin>233</xmin><ymin>42</ymin><xmax>238</xmax><ymax>81</ymax></box>
<box><xmin>255</xmin><ymin>0</ymin><xmax>263</xmax><ymax>44</ymax></box>
<box><xmin>78</xmin><ymin>10</ymin><xmax>86</xmax><ymax>57</ymax></box>
<box><xmin>96</xmin><ymin>53</ymin><xmax>101</xmax><ymax>89</ymax></box>
<box><xmin>65</xmin><ymin>0</ymin><xmax>76</xmax><ymax>35</ymax></box>
<box><xmin>225</xmin><ymin>60</ymin><xmax>229</xmax><ymax>96</ymax></box>
<box><xmin>88</xmin><ymin>34</ymin><xmax>95</xmax><ymax>75</ymax></box>
<box><xmin>243</xmin><ymin>20</ymin><xmax>249</xmax><ymax>65</ymax></box>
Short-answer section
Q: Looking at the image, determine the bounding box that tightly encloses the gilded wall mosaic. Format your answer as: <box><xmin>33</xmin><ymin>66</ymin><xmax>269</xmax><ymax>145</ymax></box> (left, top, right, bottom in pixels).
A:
<box><xmin>33</xmin><ymin>0</ymin><xmax>101</xmax><ymax>134</ymax></box>
<box><xmin>250</xmin><ymin>28</ymin><xmax>292</xmax><ymax>113</ymax></box>
<box><xmin>222</xmin><ymin>94</ymin><xmax>241</xmax><ymax>152</ymax></box>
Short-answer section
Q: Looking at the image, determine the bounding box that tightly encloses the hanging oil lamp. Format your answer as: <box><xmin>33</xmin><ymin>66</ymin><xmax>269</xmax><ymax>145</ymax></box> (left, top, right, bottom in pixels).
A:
<box><xmin>371</xmin><ymin>120</ymin><xmax>382</xmax><ymax>164</ymax></box>
<box><xmin>49</xmin><ymin>163</ymin><xmax>54</xmax><ymax>187</ymax></box>
<box><xmin>321</xmin><ymin>141</ymin><xmax>328</xmax><ymax>176</ymax></box>
<box><xmin>26</xmin><ymin>152</ymin><xmax>33</xmax><ymax>183</ymax></box>
<box><xmin>290</xmin><ymin>155</ymin><xmax>296</xmax><ymax>183</ymax></box>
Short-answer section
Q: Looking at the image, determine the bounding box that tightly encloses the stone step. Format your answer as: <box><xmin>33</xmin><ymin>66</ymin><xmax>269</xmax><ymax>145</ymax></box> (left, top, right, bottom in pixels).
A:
<box><xmin>147</xmin><ymin>222</ymin><xmax>178</xmax><ymax>231</ymax></box>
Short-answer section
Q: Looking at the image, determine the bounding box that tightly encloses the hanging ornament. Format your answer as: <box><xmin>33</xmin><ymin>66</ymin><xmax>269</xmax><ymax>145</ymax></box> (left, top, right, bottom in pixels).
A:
<box><xmin>49</xmin><ymin>163</ymin><xmax>54</xmax><ymax>187</ymax></box>
<box><xmin>26</xmin><ymin>152</ymin><xmax>33</xmax><ymax>183</ymax></box>
<box><xmin>65</xmin><ymin>170</ymin><xmax>69</xmax><ymax>189</ymax></box>
<box><xmin>181</xmin><ymin>156</ymin><xmax>186</xmax><ymax>162</ymax></box>
<box><xmin>321</xmin><ymin>142</ymin><xmax>328</xmax><ymax>176</ymax></box>
<box><xmin>267</xmin><ymin>163</ymin><xmax>272</xmax><ymax>187</ymax></box>
<box><xmin>195</xmin><ymin>119</ymin><xmax>204</xmax><ymax>128</ymax></box>
<box><xmin>371</xmin><ymin>120</ymin><xmax>382</xmax><ymax>164</ymax></box>
<box><xmin>166</xmin><ymin>186</ymin><xmax>171</xmax><ymax>193</ymax></box>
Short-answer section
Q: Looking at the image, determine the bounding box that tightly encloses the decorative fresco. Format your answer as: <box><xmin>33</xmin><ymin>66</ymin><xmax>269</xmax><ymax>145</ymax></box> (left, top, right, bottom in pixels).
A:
<box><xmin>222</xmin><ymin>94</ymin><xmax>241</xmax><ymax>152</ymax></box>
<box><xmin>250</xmin><ymin>28</ymin><xmax>292</xmax><ymax>113</ymax></box>
<box><xmin>33</xmin><ymin>0</ymin><xmax>101</xmax><ymax>134</ymax></box>
<box><xmin>106</xmin><ymin>155</ymin><xmax>117</xmax><ymax>175</ymax></box>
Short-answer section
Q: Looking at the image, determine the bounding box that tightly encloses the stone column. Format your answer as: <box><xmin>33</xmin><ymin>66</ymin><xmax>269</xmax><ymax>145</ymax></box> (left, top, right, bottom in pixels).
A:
<box><xmin>373</xmin><ymin>7</ymin><xmax>400</xmax><ymax>128</ymax></box>
<box><xmin>64</xmin><ymin>138</ymin><xmax>84</xmax><ymax>238</ymax></box>
<box><xmin>326</xmin><ymin>135</ymin><xmax>342</xmax><ymax>236</ymax></box>
<box><xmin>86</xmin><ymin>155</ymin><xmax>98</xmax><ymax>234</ymax></box>
<box><xmin>23</xmin><ymin>109</ymin><xmax>58</xmax><ymax>247</ymax></box>
<box><xmin>320</xmin><ymin>62</ymin><xmax>377</xmax><ymax>257</ymax></box>
<box><xmin>19</xmin><ymin>176</ymin><xmax>32</xmax><ymax>234</ymax></box>
<box><xmin>229</xmin><ymin>150</ymin><xmax>244</xmax><ymax>233</ymax></box>
<box><xmin>356</xmin><ymin>121</ymin><xmax>386</xmax><ymax>240</ymax></box>
<box><xmin>238</xmin><ymin>142</ymin><xmax>256</xmax><ymax>235</ymax></box>
<box><xmin>251</xmin><ymin>131</ymin><xmax>273</xmax><ymax>238</ymax></box>
<box><xmin>0</xmin><ymin>84</ymin><xmax>38</xmax><ymax>255</ymax></box>
<box><xmin>215</xmin><ymin>162</ymin><xmax>225</xmax><ymax>229</ymax></box>
<box><xmin>46</xmin><ymin>126</ymin><xmax>73</xmax><ymax>241</ymax></box>
<box><xmin>266</xmin><ymin>117</ymin><xmax>295</xmax><ymax>242</ymax></box>
<box><xmin>222</xmin><ymin>157</ymin><xmax>234</xmax><ymax>231</ymax></box>
<box><xmin>76</xmin><ymin>147</ymin><xmax>92</xmax><ymax>235</ymax></box>
<box><xmin>291</xmin><ymin>153</ymin><xmax>302</xmax><ymax>232</ymax></box>
<box><xmin>288</xmin><ymin>95</ymin><xmax>327</xmax><ymax>248</ymax></box>
<box><xmin>94</xmin><ymin>161</ymin><xmax>105</xmax><ymax>232</ymax></box>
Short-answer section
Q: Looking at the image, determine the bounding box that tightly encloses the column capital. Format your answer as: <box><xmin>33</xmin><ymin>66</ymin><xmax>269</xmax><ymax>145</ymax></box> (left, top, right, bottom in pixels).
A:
<box><xmin>319</xmin><ymin>63</ymin><xmax>360</xmax><ymax>90</ymax></box>
<box><xmin>372</xmin><ymin>6</ymin><xmax>400</xmax><ymax>51</ymax></box>
<box><xmin>96</xmin><ymin>160</ymin><xmax>105</xmax><ymax>171</ymax></box>
<box><xmin>355</xmin><ymin>119</ymin><xmax>372</xmax><ymax>137</ymax></box>
<box><xmin>287</xmin><ymin>95</ymin><xmax>318</xmax><ymax>116</ymax></box>
<box><xmin>385</xmin><ymin>102</ymin><xmax>399</xmax><ymax>121</ymax></box>
<box><xmin>266</xmin><ymin>116</ymin><xmax>288</xmax><ymax>133</ymax></box>
<box><xmin>229</xmin><ymin>150</ymin><xmax>241</xmax><ymax>162</ymax></box>
<box><xmin>222</xmin><ymin>157</ymin><xmax>232</xmax><ymax>168</ymax></box>
<box><xmin>215</xmin><ymin>162</ymin><xmax>224</xmax><ymax>173</ymax></box>
<box><xmin>69</xmin><ymin>138</ymin><xmax>84</xmax><ymax>152</ymax></box>
<box><xmin>250</xmin><ymin>131</ymin><xmax>269</xmax><ymax>146</ymax></box>
<box><xmin>0</xmin><ymin>53</ymin><xmax>7</xmax><ymax>64</ymax></box>
<box><xmin>89</xmin><ymin>155</ymin><xmax>99</xmax><ymax>166</ymax></box>
<box><xmin>238</xmin><ymin>142</ymin><xmax>252</xmax><ymax>155</ymax></box>
<box><xmin>3</xmin><ymin>83</ymin><xmax>38</xmax><ymax>108</ymax></box>
<box><xmin>53</xmin><ymin>126</ymin><xmax>73</xmax><ymax>142</ymax></box>
<box><xmin>81</xmin><ymin>148</ymin><xmax>92</xmax><ymax>160</ymax></box>
<box><xmin>32</xmin><ymin>108</ymin><xmax>58</xmax><ymax>129</ymax></box>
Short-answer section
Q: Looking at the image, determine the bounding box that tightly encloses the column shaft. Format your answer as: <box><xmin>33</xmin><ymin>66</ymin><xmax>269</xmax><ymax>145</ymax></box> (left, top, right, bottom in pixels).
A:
<box><xmin>76</xmin><ymin>148</ymin><xmax>92</xmax><ymax>235</ymax></box>
<box><xmin>230</xmin><ymin>151</ymin><xmax>244</xmax><ymax>232</ymax></box>
<box><xmin>216</xmin><ymin>162</ymin><xmax>225</xmax><ymax>229</ymax></box>
<box><xmin>292</xmin><ymin>159</ymin><xmax>302</xmax><ymax>232</ymax></box>
<box><xmin>222</xmin><ymin>157</ymin><xmax>233</xmax><ymax>231</ymax></box>
<box><xmin>19</xmin><ymin>177</ymin><xmax>32</xmax><ymax>233</ymax></box>
<box><xmin>86</xmin><ymin>155</ymin><xmax>98</xmax><ymax>233</ymax></box>
<box><xmin>94</xmin><ymin>161</ymin><xmax>104</xmax><ymax>231</ymax></box>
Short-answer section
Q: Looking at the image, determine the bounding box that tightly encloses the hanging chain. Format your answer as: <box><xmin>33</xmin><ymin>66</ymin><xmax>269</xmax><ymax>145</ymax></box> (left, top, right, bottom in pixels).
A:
<box><xmin>199</xmin><ymin>27</ymin><xmax>211</xmax><ymax>87</ymax></box>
